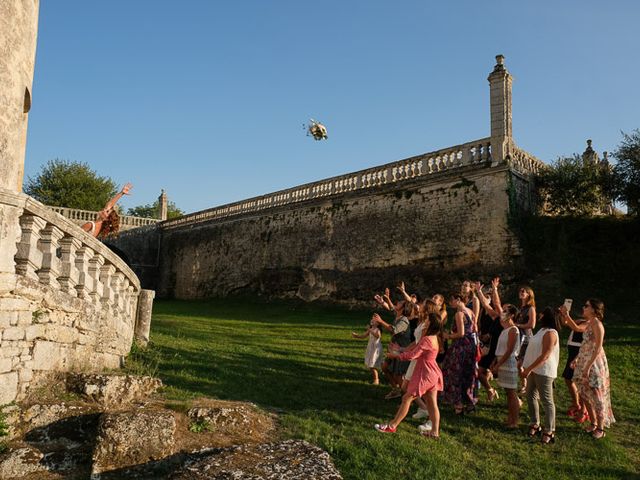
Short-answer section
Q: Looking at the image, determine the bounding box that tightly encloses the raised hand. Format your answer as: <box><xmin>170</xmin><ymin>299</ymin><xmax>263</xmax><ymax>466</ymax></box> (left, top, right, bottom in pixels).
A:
<box><xmin>491</xmin><ymin>277</ymin><xmax>500</xmax><ymax>290</ymax></box>
<box><xmin>121</xmin><ymin>183</ymin><xmax>133</xmax><ymax>195</ymax></box>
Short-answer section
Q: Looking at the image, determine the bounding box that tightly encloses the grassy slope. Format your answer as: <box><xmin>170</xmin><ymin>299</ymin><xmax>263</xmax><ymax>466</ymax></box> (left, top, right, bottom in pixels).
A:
<box><xmin>137</xmin><ymin>297</ymin><xmax>640</xmax><ymax>480</ymax></box>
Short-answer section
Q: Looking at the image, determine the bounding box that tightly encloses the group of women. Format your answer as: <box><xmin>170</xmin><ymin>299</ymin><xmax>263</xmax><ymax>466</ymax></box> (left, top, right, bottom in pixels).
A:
<box><xmin>352</xmin><ymin>278</ymin><xmax>615</xmax><ymax>441</ymax></box>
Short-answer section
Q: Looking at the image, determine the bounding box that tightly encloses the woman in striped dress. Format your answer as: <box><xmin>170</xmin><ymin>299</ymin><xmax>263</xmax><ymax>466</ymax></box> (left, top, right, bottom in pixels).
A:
<box><xmin>491</xmin><ymin>304</ymin><xmax>521</xmax><ymax>428</ymax></box>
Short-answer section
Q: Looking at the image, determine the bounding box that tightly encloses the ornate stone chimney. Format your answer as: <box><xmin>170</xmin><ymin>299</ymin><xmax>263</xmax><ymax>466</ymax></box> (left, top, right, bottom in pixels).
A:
<box><xmin>488</xmin><ymin>54</ymin><xmax>513</xmax><ymax>163</ymax></box>
<box><xmin>0</xmin><ymin>0</ymin><xmax>40</xmax><ymax>192</ymax></box>
<box><xmin>158</xmin><ymin>189</ymin><xmax>168</xmax><ymax>220</ymax></box>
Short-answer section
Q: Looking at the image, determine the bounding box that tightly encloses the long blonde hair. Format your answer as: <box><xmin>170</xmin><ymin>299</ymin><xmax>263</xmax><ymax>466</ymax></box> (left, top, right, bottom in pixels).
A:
<box><xmin>520</xmin><ymin>286</ymin><xmax>536</xmax><ymax>308</ymax></box>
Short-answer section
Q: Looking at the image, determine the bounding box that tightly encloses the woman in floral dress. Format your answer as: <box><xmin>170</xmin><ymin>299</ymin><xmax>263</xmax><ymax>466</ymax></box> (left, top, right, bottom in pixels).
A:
<box><xmin>441</xmin><ymin>294</ymin><xmax>478</xmax><ymax>414</ymax></box>
<box><xmin>560</xmin><ymin>299</ymin><xmax>615</xmax><ymax>439</ymax></box>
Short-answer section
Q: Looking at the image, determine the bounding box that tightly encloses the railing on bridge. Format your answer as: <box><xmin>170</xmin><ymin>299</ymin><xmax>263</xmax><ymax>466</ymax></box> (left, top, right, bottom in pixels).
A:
<box><xmin>163</xmin><ymin>137</ymin><xmax>494</xmax><ymax>230</ymax></box>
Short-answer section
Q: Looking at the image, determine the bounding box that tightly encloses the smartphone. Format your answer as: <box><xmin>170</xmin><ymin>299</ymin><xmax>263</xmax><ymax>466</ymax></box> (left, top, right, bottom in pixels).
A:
<box><xmin>563</xmin><ymin>298</ymin><xmax>573</xmax><ymax>311</ymax></box>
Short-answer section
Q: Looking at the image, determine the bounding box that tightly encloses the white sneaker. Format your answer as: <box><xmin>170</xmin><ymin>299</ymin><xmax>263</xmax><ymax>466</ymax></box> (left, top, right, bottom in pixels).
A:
<box><xmin>412</xmin><ymin>408</ymin><xmax>429</xmax><ymax>420</ymax></box>
<box><xmin>418</xmin><ymin>420</ymin><xmax>433</xmax><ymax>433</ymax></box>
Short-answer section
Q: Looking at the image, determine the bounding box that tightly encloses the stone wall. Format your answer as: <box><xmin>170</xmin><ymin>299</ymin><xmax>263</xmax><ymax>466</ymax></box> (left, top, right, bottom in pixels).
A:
<box><xmin>114</xmin><ymin>163</ymin><xmax>529</xmax><ymax>303</ymax></box>
<box><xmin>0</xmin><ymin>189</ymin><xmax>141</xmax><ymax>404</ymax></box>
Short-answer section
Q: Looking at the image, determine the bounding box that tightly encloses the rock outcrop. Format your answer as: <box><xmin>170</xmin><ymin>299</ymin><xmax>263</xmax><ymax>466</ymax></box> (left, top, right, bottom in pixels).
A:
<box><xmin>0</xmin><ymin>373</ymin><xmax>341</xmax><ymax>479</ymax></box>
<box><xmin>171</xmin><ymin>440</ymin><xmax>343</xmax><ymax>480</ymax></box>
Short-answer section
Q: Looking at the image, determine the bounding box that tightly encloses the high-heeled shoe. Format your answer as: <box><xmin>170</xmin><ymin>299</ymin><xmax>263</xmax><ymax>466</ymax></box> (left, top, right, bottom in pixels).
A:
<box><xmin>528</xmin><ymin>424</ymin><xmax>542</xmax><ymax>437</ymax></box>
<box><xmin>541</xmin><ymin>432</ymin><xmax>555</xmax><ymax>444</ymax></box>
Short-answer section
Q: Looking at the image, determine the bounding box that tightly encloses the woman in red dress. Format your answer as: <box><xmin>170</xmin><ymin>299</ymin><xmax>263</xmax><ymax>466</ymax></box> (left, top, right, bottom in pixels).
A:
<box><xmin>374</xmin><ymin>312</ymin><xmax>444</xmax><ymax>438</ymax></box>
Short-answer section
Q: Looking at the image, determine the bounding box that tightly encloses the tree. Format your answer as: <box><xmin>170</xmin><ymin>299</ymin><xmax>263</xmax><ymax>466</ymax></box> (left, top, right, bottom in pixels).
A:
<box><xmin>127</xmin><ymin>199</ymin><xmax>184</xmax><ymax>219</ymax></box>
<box><xmin>24</xmin><ymin>159</ymin><xmax>118</xmax><ymax>211</ymax></box>
<box><xmin>535</xmin><ymin>154</ymin><xmax>611</xmax><ymax>216</ymax></box>
<box><xmin>612</xmin><ymin>129</ymin><xmax>640</xmax><ymax>216</ymax></box>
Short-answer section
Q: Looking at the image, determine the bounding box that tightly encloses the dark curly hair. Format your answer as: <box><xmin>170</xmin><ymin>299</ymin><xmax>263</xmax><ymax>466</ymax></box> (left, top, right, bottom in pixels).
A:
<box><xmin>99</xmin><ymin>210</ymin><xmax>120</xmax><ymax>238</ymax></box>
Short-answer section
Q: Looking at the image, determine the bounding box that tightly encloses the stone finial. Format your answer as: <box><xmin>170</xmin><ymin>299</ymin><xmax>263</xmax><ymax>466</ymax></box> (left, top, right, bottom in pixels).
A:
<box><xmin>582</xmin><ymin>139</ymin><xmax>599</xmax><ymax>165</ymax></box>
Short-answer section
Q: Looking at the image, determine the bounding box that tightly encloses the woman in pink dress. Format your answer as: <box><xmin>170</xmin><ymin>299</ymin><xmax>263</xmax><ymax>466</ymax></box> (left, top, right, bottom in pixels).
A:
<box><xmin>374</xmin><ymin>312</ymin><xmax>444</xmax><ymax>438</ymax></box>
<box><xmin>560</xmin><ymin>299</ymin><xmax>615</xmax><ymax>439</ymax></box>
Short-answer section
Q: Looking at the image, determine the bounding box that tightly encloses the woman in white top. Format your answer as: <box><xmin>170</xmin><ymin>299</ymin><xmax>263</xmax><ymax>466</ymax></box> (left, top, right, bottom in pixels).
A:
<box><xmin>490</xmin><ymin>304</ymin><xmax>521</xmax><ymax>428</ymax></box>
<box><xmin>520</xmin><ymin>307</ymin><xmax>560</xmax><ymax>444</ymax></box>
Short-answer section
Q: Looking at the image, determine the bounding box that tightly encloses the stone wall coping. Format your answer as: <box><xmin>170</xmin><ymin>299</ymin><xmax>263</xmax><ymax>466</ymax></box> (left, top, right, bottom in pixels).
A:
<box><xmin>161</xmin><ymin>136</ymin><xmax>495</xmax><ymax>230</ymax></box>
<box><xmin>0</xmin><ymin>188</ymin><xmax>140</xmax><ymax>290</ymax></box>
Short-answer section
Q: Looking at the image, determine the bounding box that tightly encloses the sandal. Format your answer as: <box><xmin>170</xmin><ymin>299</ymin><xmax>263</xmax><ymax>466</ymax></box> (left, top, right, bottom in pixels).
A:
<box><xmin>527</xmin><ymin>424</ymin><xmax>542</xmax><ymax>437</ymax></box>
<box><xmin>421</xmin><ymin>431</ymin><xmax>440</xmax><ymax>440</ymax></box>
<box><xmin>584</xmin><ymin>424</ymin><xmax>597</xmax><ymax>433</ymax></box>
<box><xmin>541</xmin><ymin>432</ymin><xmax>555</xmax><ymax>444</ymax></box>
<box><xmin>592</xmin><ymin>428</ymin><xmax>606</xmax><ymax>440</ymax></box>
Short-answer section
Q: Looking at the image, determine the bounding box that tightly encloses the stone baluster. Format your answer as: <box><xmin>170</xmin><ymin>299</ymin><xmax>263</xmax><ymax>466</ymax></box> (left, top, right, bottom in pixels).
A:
<box><xmin>75</xmin><ymin>246</ymin><xmax>95</xmax><ymax>300</ymax></box>
<box><xmin>122</xmin><ymin>283</ymin><xmax>133</xmax><ymax>317</ymax></box>
<box><xmin>111</xmin><ymin>271</ymin><xmax>126</xmax><ymax>313</ymax></box>
<box><xmin>15</xmin><ymin>214</ymin><xmax>46</xmax><ymax>281</ymax></box>
<box><xmin>482</xmin><ymin>142</ymin><xmax>491</xmax><ymax>161</ymax></box>
<box><xmin>461</xmin><ymin>146</ymin><xmax>472</xmax><ymax>166</ymax></box>
<box><xmin>58</xmin><ymin>235</ymin><xmax>81</xmax><ymax>297</ymax></box>
<box><xmin>37</xmin><ymin>223</ymin><xmax>64</xmax><ymax>288</ymax></box>
<box><xmin>99</xmin><ymin>263</ymin><xmax>116</xmax><ymax>309</ymax></box>
<box><xmin>88</xmin><ymin>254</ymin><xmax>105</xmax><ymax>304</ymax></box>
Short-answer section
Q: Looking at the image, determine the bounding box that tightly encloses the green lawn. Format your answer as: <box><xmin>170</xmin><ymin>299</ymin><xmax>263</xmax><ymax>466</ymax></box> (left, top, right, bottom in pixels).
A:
<box><xmin>138</xmin><ymin>298</ymin><xmax>640</xmax><ymax>480</ymax></box>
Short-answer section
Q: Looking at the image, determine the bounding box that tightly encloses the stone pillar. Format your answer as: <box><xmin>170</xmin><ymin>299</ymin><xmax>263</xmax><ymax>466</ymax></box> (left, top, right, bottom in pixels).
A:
<box><xmin>488</xmin><ymin>54</ymin><xmax>513</xmax><ymax>164</ymax></box>
<box><xmin>134</xmin><ymin>289</ymin><xmax>155</xmax><ymax>347</ymax></box>
<box><xmin>0</xmin><ymin>0</ymin><xmax>41</xmax><ymax>191</ymax></box>
<box><xmin>158</xmin><ymin>190</ymin><xmax>168</xmax><ymax>221</ymax></box>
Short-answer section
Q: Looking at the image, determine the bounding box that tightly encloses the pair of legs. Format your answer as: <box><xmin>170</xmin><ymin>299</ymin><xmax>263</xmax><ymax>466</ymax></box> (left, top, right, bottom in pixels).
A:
<box><xmin>478</xmin><ymin>366</ymin><xmax>498</xmax><ymax>401</ymax></box>
<box><xmin>381</xmin><ymin>360</ymin><xmax>401</xmax><ymax>389</ymax></box>
<box><xmin>370</xmin><ymin>367</ymin><xmax>379</xmax><ymax>385</ymax></box>
<box><xmin>580</xmin><ymin>390</ymin><xmax>605</xmax><ymax>437</ymax></box>
<box><xmin>526</xmin><ymin>373</ymin><xmax>556</xmax><ymax>437</ymax></box>
<box><xmin>504</xmin><ymin>387</ymin><xmax>520</xmax><ymax>427</ymax></box>
<box><xmin>564</xmin><ymin>378</ymin><xmax>581</xmax><ymax>413</ymax></box>
<box><xmin>388</xmin><ymin>390</ymin><xmax>440</xmax><ymax>436</ymax></box>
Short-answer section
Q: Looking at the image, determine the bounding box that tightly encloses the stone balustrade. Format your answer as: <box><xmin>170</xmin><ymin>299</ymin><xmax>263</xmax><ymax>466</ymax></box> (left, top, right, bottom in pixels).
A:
<box><xmin>509</xmin><ymin>147</ymin><xmax>547</xmax><ymax>177</ymax></box>
<box><xmin>47</xmin><ymin>206</ymin><xmax>159</xmax><ymax>230</ymax></box>
<box><xmin>0</xmin><ymin>188</ymin><xmax>142</xmax><ymax>403</ymax></box>
<box><xmin>162</xmin><ymin>138</ymin><xmax>493</xmax><ymax>230</ymax></box>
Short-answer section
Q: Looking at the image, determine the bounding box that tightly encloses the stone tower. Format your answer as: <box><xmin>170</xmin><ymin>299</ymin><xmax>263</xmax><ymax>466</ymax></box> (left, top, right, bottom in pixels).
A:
<box><xmin>488</xmin><ymin>54</ymin><xmax>513</xmax><ymax>163</ymax></box>
<box><xmin>0</xmin><ymin>0</ymin><xmax>41</xmax><ymax>192</ymax></box>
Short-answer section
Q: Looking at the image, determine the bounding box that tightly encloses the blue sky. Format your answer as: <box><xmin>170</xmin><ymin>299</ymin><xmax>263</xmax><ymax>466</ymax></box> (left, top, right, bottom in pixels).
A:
<box><xmin>25</xmin><ymin>1</ymin><xmax>640</xmax><ymax>214</ymax></box>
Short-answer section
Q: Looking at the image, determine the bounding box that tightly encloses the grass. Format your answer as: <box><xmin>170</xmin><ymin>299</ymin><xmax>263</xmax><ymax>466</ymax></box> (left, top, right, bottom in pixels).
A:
<box><xmin>137</xmin><ymin>297</ymin><xmax>640</xmax><ymax>480</ymax></box>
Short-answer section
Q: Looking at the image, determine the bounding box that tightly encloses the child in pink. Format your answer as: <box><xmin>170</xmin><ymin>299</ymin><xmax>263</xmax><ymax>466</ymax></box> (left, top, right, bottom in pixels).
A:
<box><xmin>375</xmin><ymin>312</ymin><xmax>444</xmax><ymax>438</ymax></box>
